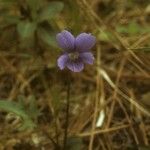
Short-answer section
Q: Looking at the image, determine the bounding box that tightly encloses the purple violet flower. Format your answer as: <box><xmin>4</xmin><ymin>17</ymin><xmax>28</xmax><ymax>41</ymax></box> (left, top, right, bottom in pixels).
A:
<box><xmin>56</xmin><ymin>30</ymin><xmax>96</xmax><ymax>72</ymax></box>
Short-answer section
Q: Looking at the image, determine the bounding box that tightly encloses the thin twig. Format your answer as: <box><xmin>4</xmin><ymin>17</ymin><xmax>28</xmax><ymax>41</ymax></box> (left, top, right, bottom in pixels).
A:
<box><xmin>78</xmin><ymin>124</ymin><xmax>130</xmax><ymax>137</ymax></box>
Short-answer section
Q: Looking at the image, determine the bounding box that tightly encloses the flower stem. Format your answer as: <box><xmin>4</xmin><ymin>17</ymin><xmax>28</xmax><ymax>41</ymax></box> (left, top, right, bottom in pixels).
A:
<box><xmin>63</xmin><ymin>75</ymin><xmax>71</xmax><ymax>150</ymax></box>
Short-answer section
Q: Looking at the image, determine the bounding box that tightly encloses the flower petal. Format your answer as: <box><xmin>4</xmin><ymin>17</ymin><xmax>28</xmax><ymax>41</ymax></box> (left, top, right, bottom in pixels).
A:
<box><xmin>57</xmin><ymin>54</ymin><xmax>69</xmax><ymax>70</ymax></box>
<box><xmin>75</xmin><ymin>33</ymin><xmax>96</xmax><ymax>52</ymax></box>
<box><xmin>66</xmin><ymin>60</ymin><xmax>84</xmax><ymax>72</ymax></box>
<box><xmin>56</xmin><ymin>30</ymin><xmax>75</xmax><ymax>50</ymax></box>
<box><xmin>79</xmin><ymin>52</ymin><xmax>94</xmax><ymax>64</ymax></box>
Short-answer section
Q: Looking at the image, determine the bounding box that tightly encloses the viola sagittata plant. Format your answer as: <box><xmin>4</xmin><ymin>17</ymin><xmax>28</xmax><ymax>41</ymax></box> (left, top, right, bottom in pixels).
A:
<box><xmin>56</xmin><ymin>30</ymin><xmax>96</xmax><ymax>72</ymax></box>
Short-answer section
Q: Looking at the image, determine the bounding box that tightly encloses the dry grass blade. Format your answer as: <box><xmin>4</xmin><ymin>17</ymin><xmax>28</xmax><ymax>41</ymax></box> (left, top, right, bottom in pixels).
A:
<box><xmin>99</xmin><ymin>69</ymin><xmax>150</xmax><ymax>117</ymax></box>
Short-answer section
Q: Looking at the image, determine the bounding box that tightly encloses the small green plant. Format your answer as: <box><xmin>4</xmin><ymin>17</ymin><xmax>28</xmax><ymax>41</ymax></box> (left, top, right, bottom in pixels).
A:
<box><xmin>0</xmin><ymin>0</ymin><xmax>64</xmax><ymax>48</ymax></box>
<box><xmin>0</xmin><ymin>95</ymin><xmax>40</xmax><ymax>130</ymax></box>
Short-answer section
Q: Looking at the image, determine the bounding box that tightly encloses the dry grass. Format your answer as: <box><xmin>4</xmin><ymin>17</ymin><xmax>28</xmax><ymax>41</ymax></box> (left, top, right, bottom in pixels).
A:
<box><xmin>0</xmin><ymin>0</ymin><xmax>150</xmax><ymax>149</ymax></box>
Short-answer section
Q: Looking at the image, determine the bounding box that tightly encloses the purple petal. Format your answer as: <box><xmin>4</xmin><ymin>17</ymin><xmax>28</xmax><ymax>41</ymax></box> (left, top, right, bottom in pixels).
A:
<box><xmin>79</xmin><ymin>52</ymin><xmax>94</xmax><ymax>64</ymax></box>
<box><xmin>56</xmin><ymin>30</ymin><xmax>75</xmax><ymax>50</ymax></box>
<box><xmin>75</xmin><ymin>33</ymin><xmax>96</xmax><ymax>52</ymax></box>
<box><xmin>57</xmin><ymin>54</ymin><xmax>69</xmax><ymax>70</ymax></box>
<box><xmin>66</xmin><ymin>60</ymin><xmax>84</xmax><ymax>72</ymax></box>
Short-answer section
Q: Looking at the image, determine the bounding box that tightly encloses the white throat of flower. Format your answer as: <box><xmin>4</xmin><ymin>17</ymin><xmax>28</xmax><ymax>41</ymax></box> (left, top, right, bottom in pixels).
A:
<box><xmin>68</xmin><ymin>52</ymin><xmax>79</xmax><ymax>60</ymax></box>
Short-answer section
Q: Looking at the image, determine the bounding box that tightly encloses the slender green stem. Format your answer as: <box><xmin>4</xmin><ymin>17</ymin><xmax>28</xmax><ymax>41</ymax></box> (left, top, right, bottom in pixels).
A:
<box><xmin>63</xmin><ymin>76</ymin><xmax>71</xmax><ymax>150</ymax></box>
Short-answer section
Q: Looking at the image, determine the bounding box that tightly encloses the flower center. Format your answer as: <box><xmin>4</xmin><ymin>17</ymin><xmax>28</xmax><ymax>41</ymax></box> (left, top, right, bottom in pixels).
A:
<box><xmin>68</xmin><ymin>52</ymin><xmax>79</xmax><ymax>60</ymax></box>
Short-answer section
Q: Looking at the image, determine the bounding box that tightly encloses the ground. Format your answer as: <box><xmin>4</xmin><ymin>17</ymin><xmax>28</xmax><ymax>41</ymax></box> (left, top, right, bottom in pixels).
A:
<box><xmin>0</xmin><ymin>0</ymin><xmax>149</xmax><ymax>150</ymax></box>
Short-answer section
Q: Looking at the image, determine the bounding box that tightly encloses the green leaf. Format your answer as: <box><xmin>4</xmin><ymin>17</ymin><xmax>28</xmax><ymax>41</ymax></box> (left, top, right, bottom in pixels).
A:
<box><xmin>38</xmin><ymin>27</ymin><xmax>57</xmax><ymax>47</ymax></box>
<box><xmin>128</xmin><ymin>22</ymin><xmax>141</xmax><ymax>34</ymax></box>
<box><xmin>17</xmin><ymin>21</ymin><xmax>37</xmax><ymax>39</ymax></box>
<box><xmin>26</xmin><ymin>0</ymin><xmax>42</xmax><ymax>19</ymax></box>
<box><xmin>27</xmin><ymin>95</ymin><xmax>41</xmax><ymax>121</ymax></box>
<box><xmin>38</xmin><ymin>1</ymin><xmax>64</xmax><ymax>22</ymax></box>
<box><xmin>0</xmin><ymin>100</ymin><xmax>36</xmax><ymax>130</ymax></box>
<box><xmin>98</xmin><ymin>31</ymin><xmax>113</xmax><ymax>42</ymax></box>
<box><xmin>26</xmin><ymin>0</ymin><xmax>41</xmax><ymax>10</ymax></box>
<box><xmin>116</xmin><ymin>26</ymin><xmax>128</xmax><ymax>34</ymax></box>
<box><xmin>116</xmin><ymin>21</ymin><xmax>150</xmax><ymax>35</ymax></box>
